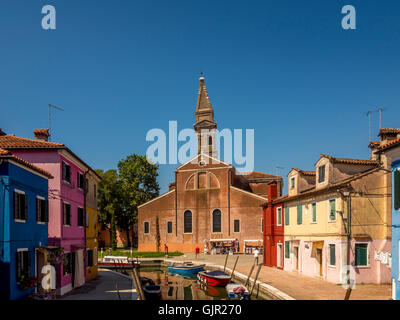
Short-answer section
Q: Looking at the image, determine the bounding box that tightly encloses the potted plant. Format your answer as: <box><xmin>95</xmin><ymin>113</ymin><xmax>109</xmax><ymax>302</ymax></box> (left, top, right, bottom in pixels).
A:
<box><xmin>17</xmin><ymin>275</ymin><xmax>38</xmax><ymax>290</ymax></box>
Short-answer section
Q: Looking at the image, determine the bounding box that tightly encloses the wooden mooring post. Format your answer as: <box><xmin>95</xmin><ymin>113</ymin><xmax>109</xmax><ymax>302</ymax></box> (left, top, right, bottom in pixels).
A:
<box><xmin>245</xmin><ymin>264</ymin><xmax>255</xmax><ymax>288</ymax></box>
<box><xmin>250</xmin><ymin>263</ymin><xmax>262</xmax><ymax>296</ymax></box>
<box><xmin>230</xmin><ymin>256</ymin><xmax>239</xmax><ymax>280</ymax></box>
<box><xmin>223</xmin><ymin>253</ymin><xmax>229</xmax><ymax>273</ymax></box>
<box><xmin>130</xmin><ymin>267</ymin><xmax>145</xmax><ymax>300</ymax></box>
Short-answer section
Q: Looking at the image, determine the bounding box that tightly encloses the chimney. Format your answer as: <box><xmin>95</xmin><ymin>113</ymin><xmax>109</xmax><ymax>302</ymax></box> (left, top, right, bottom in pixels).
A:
<box><xmin>34</xmin><ymin>129</ymin><xmax>50</xmax><ymax>142</ymax></box>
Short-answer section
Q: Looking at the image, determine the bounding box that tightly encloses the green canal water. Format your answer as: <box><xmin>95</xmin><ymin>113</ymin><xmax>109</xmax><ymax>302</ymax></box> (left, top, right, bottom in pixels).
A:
<box><xmin>138</xmin><ymin>267</ymin><xmax>272</xmax><ymax>300</ymax></box>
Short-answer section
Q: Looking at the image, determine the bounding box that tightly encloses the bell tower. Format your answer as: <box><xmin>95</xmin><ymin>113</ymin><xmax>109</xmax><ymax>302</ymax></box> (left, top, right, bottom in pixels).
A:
<box><xmin>193</xmin><ymin>77</ymin><xmax>218</xmax><ymax>158</ymax></box>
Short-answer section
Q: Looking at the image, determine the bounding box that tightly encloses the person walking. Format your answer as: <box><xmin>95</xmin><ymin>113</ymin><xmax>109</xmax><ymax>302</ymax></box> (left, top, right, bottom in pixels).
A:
<box><xmin>195</xmin><ymin>246</ymin><xmax>200</xmax><ymax>259</ymax></box>
<box><xmin>164</xmin><ymin>244</ymin><xmax>168</xmax><ymax>257</ymax></box>
<box><xmin>254</xmin><ymin>248</ymin><xmax>259</xmax><ymax>265</ymax></box>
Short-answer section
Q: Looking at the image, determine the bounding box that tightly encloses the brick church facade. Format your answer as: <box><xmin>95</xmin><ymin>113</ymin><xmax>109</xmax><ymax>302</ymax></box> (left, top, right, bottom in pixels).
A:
<box><xmin>138</xmin><ymin>78</ymin><xmax>282</xmax><ymax>253</ymax></box>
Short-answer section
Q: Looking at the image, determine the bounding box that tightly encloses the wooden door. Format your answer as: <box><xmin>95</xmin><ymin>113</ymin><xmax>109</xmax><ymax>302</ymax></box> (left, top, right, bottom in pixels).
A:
<box><xmin>316</xmin><ymin>249</ymin><xmax>323</xmax><ymax>276</ymax></box>
<box><xmin>294</xmin><ymin>246</ymin><xmax>299</xmax><ymax>270</ymax></box>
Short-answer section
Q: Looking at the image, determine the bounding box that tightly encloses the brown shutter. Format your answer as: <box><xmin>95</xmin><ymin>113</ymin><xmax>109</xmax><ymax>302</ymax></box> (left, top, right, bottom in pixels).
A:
<box><xmin>14</xmin><ymin>192</ymin><xmax>18</xmax><ymax>219</ymax></box>
<box><xmin>24</xmin><ymin>194</ymin><xmax>27</xmax><ymax>220</ymax></box>
<box><xmin>45</xmin><ymin>200</ymin><xmax>49</xmax><ymax>222</ymax></box>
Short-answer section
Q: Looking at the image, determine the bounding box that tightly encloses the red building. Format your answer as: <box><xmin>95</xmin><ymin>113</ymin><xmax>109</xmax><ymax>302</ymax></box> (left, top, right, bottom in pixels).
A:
<box><xmin>262</xmin><ymin>184</ymin><xmax>285</xmax><ymax>269</ymax></box>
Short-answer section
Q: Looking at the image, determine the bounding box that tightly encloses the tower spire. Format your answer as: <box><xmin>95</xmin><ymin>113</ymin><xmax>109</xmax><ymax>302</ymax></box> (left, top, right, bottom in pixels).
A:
<box><xmin>193</xmin><ymin>77</ymin><xmax>218</xmax><ymax>158</ymax></box>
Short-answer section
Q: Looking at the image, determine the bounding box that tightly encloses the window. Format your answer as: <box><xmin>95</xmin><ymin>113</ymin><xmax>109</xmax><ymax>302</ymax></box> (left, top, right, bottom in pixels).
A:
<box><xmin>395</xmin><ymin>169</ymin><xmax>400</xmax><ymax>210</ymax></box>
<box><xmin>14</xmin><ymin>190</ymin><xmax>27</xmax><ymax>221</ymax></box>
<box><xmin>329</xmin><ymin>199</ymin><xmax>336</xmax><ymax>222</ymax></box>
<box><xmin>63</xmin><ymin>252</ymin><xmax>72</xmax><ymax>275</ymax></box>
<box><xmin>36</xmin><ymin>197</ymin><xmax>48</xmax><ymax>223</ymax></box>
<box><xmin>276</xmin><ymin>207</ymin><xmax>282</xmax><ymax>226</ymax></box>
<box><xmin>329</xmin><ymin>244</ymin><xmax>336</xmax><ymax>266</ymax></box>
<box><xmin>78</xmin><ymin>207</ymin><xmax>84</xmax><ymax>227</ymax></box>
<box><xmin>290</xmin><ymin>177</ymin><xmax>295</xmax><ymax>189</ymax></box>
<box><xmin>77</xmin><ymin>172</ymin><xmax>84</xmax><ymax>189</ymax></box>
<box><xmin>318</xmin><ymin>165</ymin><xmax>326</xmax><ymax>183</ymax></box>
<box><xmin>184</xmin><ymin>210</ymin><xmax>192</xmax><ymax>233</ymax></box>
<box><xmin>63</xmin><ymin>203</ymin><xmax>71</xmax><ymax>226</ymax></box>
<box><xmin>212</xmin><ymin>209</ymin><xmax>221</xmax><ymax>233</ymax></box>
<box><xmin>311</xmin><ymin>203</ymin><xmax>317</xmax><ymax>223</ymax></box>
<box><xmin>144</xmin><ymin>221</ymin><xmax>150</xmax><ymax>234</ymax></box>
<box><xmin>285</xmin><ymin>241</ymin><xmax>290</xmax><ymax>259</ymax></box>
<box><xmin>62</xmin><ymin>161</ymin><xmax>71</xmax><ymax>183</ymax></box>
<box><xmin>355</xmin><ymin>243</ymin><xmax>369</xmax><ymax>267</ymax></box>
<box><xmin>16</xmin><ymin>250</ymin><xmax>30</xmax><ymax>280</ymax></box>
<box><xmin>87</xmin><ymin>250</ymin><xmax>93</xmax><ymax>267</ymax></box>
<box><xmin>86</xmin><ymin>210</ymin><xmax>89</xmax><ymax>227</ymax></box>
<box><xmin>234</xmin><ymin>219</ymin><xmax>240</xmax><ymax>233</ymax></box>
<box><xmin>285</xmin><ymin>207</ymin><xmax>289</xmax><ymax>225</ymax></box>
<box><xmin>94</xmin><ymin>247</ymin><xmax>97</xmax><ymax>265</ymax></box>
<box><xmin>167</xmin><ymin>221</ymin><xmax>173</xmax><ymax>234</ymax></box>
<box><xmin>297</xmin><ymin>205</ymin><xmax>302</xmax><ymax>225</ymax></box>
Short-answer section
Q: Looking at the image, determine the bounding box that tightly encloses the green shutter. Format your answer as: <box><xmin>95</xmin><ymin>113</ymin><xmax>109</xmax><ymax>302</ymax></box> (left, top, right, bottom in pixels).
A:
<box><xmin>285</xmin><ymin>207</ymin><xmax>289</xmax><ymax>225</ymax></box>
<box><xmin>330</xmin><ymin>199</ymin><xmax>336</xmax><ymax>221</ymax></box>
<box><xmin>329</xmin><ymin>244</ymin><xmax>336</xmax><ymax>266</ymax></box>
<box><xmin>395</xmin><ymin>170</ymin><xmax>400</xmax><ymax>210</ymax></box>
<box><xmin>285</xmin><ymin>241</ymin><xmax>290</xmax><ymax>258</ymax></box>
<box><xmin>355</xmin><ymin>244</ymin><xmax>368</xmax><ymax>266</ymax></box>
<box><xmin>297</xmin><ymin>205</ymin><xmax>302</xmax><ymax>225</ymax></box>
<box><xmin>312</xmin><ymin>203</ymin><xmax>317</xmax><ymax>222</ymax></box>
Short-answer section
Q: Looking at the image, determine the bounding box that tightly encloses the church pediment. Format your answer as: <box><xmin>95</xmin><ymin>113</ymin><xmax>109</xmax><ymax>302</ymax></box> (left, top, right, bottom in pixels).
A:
<box><xmin>176</xmin><ymin>153</ymin><xmax>231</xmax><ymax>171</ymax></box>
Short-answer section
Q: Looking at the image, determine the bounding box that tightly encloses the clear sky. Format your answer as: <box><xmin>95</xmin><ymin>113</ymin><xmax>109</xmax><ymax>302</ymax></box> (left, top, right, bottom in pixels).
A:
<box><xmin>1</xmin><ymin>0</ymin><xmax>400</xmax><ymax>194</ymax></box>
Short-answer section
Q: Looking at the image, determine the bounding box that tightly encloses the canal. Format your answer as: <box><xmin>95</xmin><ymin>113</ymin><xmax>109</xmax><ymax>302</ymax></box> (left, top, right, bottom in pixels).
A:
<box><xmin>138</xmin><ymin>266</ymin><xmax>273</xmax><ymax>300</ymax></box>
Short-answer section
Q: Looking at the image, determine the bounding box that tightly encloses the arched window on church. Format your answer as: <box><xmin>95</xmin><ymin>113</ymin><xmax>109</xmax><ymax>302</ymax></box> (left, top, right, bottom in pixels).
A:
<box><xmin>212</xmin><ymin>209</ymin><xmax>222</xmax><ymax>233</ymax></box>
<box><xmin>183</xmin><ymin>210</ymin><xmax>192</xmax><ymax>233</ymax></box>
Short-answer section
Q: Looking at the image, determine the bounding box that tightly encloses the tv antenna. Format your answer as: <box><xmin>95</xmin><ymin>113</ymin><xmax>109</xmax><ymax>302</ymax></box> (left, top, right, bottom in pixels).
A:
<box><xmin>275</xmin><ymin>165</ymin><xmax>285</xmax><ymax>176</ymax></box>
<box><xmin>366</xmin><ymin>107</ymin><xmax>387</xmax><ymax>141</ymax></box>
<box><xmin>378</xmin><ymin>107</ymin><xmax>386</xmax><ymax>129</ymax></box>
<box><xmin>48</xmin><ymin>104</ymin><xmax>64</xmax><ymax>141</ymax></box>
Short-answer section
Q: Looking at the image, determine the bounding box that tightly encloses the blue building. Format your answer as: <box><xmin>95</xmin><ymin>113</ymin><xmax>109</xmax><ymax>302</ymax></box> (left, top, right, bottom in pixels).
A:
<box><xmin>0</xmin><ymin>148</ymin><xmax>52</xmax><ymax>300</ymax></box>
<box><xmin>370</xmin><ymin>128</ymin><xmax>400</xmax><ymax>299</ymax></box>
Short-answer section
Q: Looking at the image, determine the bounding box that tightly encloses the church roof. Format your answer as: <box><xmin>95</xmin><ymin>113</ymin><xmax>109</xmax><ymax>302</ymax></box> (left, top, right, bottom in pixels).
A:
<box><xmin>195</xmin><ymin>77</ymin><xmax>213</xmax><ymax>113</ymax></box>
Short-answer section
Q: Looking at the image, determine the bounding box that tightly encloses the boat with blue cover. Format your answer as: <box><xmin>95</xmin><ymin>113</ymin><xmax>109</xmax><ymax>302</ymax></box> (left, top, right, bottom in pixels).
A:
<box><xmin>168</xmin><ymin>262</ymin><xmax>205</xmax><ymax>276</ymax></box>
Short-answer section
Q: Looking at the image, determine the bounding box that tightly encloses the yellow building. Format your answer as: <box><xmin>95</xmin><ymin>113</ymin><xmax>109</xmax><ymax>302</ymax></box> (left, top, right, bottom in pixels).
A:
<box><xmin>85</xmin><ymin>170</ymin><xmax>101</xmax><ymax>281</ymax></box>
<box><xmin>281</xmin><ymin>154</ymin><xmax>391</xmax><ymax>284</ymax></box>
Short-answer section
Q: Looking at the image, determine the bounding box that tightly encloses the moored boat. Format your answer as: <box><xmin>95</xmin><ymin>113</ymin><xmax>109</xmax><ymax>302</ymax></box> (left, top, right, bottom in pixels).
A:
<box><xmin>143</xmin><ymin>284</ymin><xmax>161</xmax><ymax>300</ymax></box>
<box><xmin>226</xmin><ymin>283</ymin><xmax>249</xmax><ymax>300</ymax></box>
<box><xmin>98</xmin><ymin>256</ymin><xmax>140</xmax><ymax>269</ymax></box>
<box><xmin>197</xmin><ymin>270</ymin><xmax>231</xmax><ymax>287</ymax></box>
<box><xmin>168</xmin><ymin>263</ymin><xmax>205</xmax><ymax>276</ymax></box>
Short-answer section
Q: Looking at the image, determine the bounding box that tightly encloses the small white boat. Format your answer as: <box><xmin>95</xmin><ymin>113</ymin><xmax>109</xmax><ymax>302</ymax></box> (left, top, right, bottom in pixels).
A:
<box><xmin>98</xmin><ymin>256</ymin><xmax>140</xmax><ymax>269</ymax></box>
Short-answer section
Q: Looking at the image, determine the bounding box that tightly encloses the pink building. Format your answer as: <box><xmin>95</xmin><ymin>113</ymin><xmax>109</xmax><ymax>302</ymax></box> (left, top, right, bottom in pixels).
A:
<box><xmin>0</xmin><ymin>129</ymin><xmax>98</xmax><ymax>295</ymax></box>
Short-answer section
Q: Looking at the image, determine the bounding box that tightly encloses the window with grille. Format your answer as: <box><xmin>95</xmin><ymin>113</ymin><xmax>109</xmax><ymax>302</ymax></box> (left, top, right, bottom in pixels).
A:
<box><xmin>184</xmin><ymin>210</ymin><xmax>192</xmax><ymax>233</ymax></box>
<box><xmin>144</xmin><ymin>221</ymin><xmax>150</xmax><ymax>234</ymax></box>
<box><xmin>16</xmin><ymin>250</ymin><xmax>30</xmax><ymax>279</ymax></box>
<box><xmin>63</xmin><ymin>203</ymin><xmax>71</xmax><ymax>226</ymax></box>
<box><xmin>318</xmin><ymin>165</ymin><xmax>326</xmax><ymax>183</ymax></box>
<box><xmin>212</xmin><ymin>209</ymin><xmax>221</xmax><ymax>233</ymax></box>
<box><xmin>14</xmin><ymin>191</ymin><xmax>27</xmax><ymax>221</ymax></box>
<box><xmin>87</xmin><ymin>250</ymin><xmax>94</xmax><ymax>267</ymax></box>
<box><xmin>167</xmin><ymin>221</ymin><xmax>173</xmax><ymax>234</ymax></box>
<box><xmin>234</xmin><ymin>219</ymin><xmax>240</xmax><ymax>233</ymax></box>
<box><xmin>36</xmin><ymin>197</ymin><xmax>48</xmax><ymax>223</ymax></box>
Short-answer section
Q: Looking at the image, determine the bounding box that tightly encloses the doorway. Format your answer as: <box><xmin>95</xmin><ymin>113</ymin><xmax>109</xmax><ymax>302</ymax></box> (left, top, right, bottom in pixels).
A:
<box><xmin>316</xmin><ymin>248</ymin><xmax>323</xmax><ymax>276</ymax></box>
<box><xmin>277</xmin><ymin>243</ymin><xmax>283</xmax><ymax>268</ymax></box>
<box><xmin>35</xmin><ymin>249</ymin><xmax>46</xmax><ymax>293</ymax></box>
<box><xmin>294</xmin><ymin>246</ymin><xmax>299</xmax><ymax>271</ymax></box>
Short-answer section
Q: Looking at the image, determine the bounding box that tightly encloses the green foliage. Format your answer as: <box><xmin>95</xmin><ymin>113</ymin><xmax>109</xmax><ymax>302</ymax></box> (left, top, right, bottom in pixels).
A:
<box><xmin>96</xmin><ymin>154</ymin><xmax>160</xmax><ymax>249</ymax></box>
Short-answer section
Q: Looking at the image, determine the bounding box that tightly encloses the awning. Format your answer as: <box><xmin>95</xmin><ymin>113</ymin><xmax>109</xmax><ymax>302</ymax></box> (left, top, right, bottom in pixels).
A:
<box><xmin>209</xmin><ymin>239</ymin><xmax>236</xmax><ymax>242</ymax></box>
<box><xmin>244</xmin><ymin>240</ymin><xmax>263</xmax><ymax>247</ymax></box>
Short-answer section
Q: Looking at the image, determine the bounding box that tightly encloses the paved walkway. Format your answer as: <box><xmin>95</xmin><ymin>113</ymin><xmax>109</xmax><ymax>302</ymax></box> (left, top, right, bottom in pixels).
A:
<box><xmin>165</xmin><ymin>253</ymin><xmax>391</xmax><ymax>300</ymax></box>
<box><xmin>59</xmin><ymin>269</ymin><xmax>137</xmax><ymax>300</ymax></box>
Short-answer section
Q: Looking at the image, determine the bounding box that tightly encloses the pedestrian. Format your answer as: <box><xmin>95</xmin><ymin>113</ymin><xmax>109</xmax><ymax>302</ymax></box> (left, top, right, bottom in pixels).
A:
<box><xmin>195</xmin><ymin>246</ymin><xmax>200</xmax><ymax>259</ymax></box>
<box><xmin>164</xmin><ymin>243</ymin><xmax>168</xmax><ymax>257</ymax></box>
<box><xmin>204</xmin><ymin>244</ymin><xmax>208</xmax><ymax>255</ymax></box>
<box><xmin>254</xmin><ymin>248</ymin><xmax>259</xmax><ymax>265</ymax></box>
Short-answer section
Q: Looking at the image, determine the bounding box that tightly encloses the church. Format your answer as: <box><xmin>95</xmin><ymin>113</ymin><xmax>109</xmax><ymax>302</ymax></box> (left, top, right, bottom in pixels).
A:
<box><xmin>138</xmin><ymin>77</ymin><xmax>282</xmax><ymax>253</ymax></box>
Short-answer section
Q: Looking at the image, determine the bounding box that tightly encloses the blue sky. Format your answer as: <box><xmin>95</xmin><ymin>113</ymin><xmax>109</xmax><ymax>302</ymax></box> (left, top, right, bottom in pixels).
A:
<box><xmin>1</xmin><ymin>0</ymin><xmax>400</xmax><ymax>194</ymax></box>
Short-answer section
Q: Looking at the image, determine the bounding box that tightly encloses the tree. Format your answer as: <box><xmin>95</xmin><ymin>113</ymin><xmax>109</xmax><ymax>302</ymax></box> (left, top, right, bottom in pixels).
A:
<box><xmin>96</xmin><ymin>169</ymin><xmax>121</xmax><ymax>250</ymax></box>
<box><xmin>117</xmin><ymin>154</ymin><xmax>160</xmax><ymax>248</ymax></box>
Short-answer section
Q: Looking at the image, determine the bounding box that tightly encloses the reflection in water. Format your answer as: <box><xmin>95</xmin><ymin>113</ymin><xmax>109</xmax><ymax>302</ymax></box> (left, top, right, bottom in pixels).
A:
<box><xmin>139</xmin><ymin>267</ymin><xmax>229</xmax><ymax>300</ymax></box>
